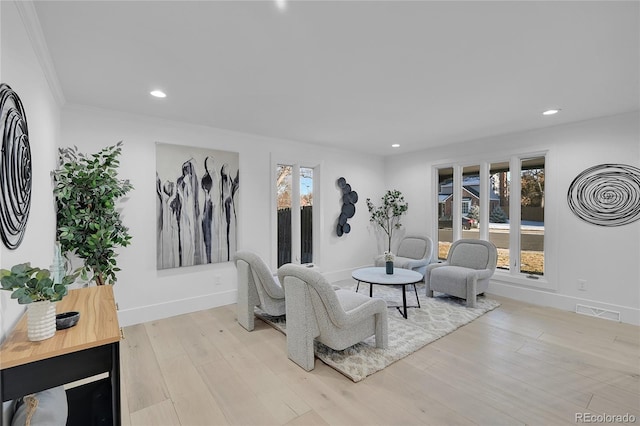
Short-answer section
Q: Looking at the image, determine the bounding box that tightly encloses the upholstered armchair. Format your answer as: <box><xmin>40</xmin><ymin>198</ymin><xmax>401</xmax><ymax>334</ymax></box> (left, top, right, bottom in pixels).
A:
<box><xmin>234</xmin><ymin>250</ymin><xmax>286</xmax><ymax>331</ymax></box>
<box><xmin>278</xmin><ymin>264</ymin><xmax>388</xmax><ymax>371</ymax></box>
<box><xmin>425</xmin><ymin>239</ymin><xmax>497</xmax><ymax>308</ymax></box>
<box><xmin>374</xmin><ymin>234</ymin><xmax>434</xmax><ymax>277</ymax></box>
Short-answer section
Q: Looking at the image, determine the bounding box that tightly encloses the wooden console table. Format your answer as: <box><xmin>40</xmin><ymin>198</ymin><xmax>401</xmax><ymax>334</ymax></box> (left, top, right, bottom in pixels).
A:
<box><xmin>0</xmin><ymin>286</ymin><xmax>121</xmax><ymax>425</ymax></box>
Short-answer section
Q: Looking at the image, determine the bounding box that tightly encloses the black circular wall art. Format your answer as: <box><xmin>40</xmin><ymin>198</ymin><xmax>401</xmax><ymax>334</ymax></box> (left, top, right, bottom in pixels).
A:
<box><xmin>336</xmin><ymin>177</ymin><xmax>358</xmax><ymax>237</ymax></box>
<box><xmin>0</xmin><ymin>84</ymin><xmax>32</xmax><ymax>249</ymax></box>
<box><xmin>567</xmin><ymin>163</ymin><xmax>640</xmax><ymax>227</ymax></box>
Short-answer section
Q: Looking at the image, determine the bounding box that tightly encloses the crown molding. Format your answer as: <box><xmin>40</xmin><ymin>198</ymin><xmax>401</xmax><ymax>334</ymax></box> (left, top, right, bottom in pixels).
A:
<box><xmin>14</xmin><ymin>0</ymin><xmax>66</xmax><ymax>106</ymax></box>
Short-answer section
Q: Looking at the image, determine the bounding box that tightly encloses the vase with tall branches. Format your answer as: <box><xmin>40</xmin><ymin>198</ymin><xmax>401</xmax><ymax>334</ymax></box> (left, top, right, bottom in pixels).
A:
<box><xmin>366</xmin><ymin>189</ymin><xmax>408</xmax><ymax>253</ymax></box>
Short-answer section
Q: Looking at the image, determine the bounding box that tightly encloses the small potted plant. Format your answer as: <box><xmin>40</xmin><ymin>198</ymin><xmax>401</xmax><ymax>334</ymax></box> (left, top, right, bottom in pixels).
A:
<box><xmin>1</xmin><ymin>263</ymin><xmax>78</xmax><ymax>341</ymax></box>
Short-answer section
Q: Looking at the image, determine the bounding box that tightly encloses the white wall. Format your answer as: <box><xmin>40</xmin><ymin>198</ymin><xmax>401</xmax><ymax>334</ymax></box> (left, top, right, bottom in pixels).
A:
<box><xmin>61</xmin><ymin>105</ymin><xmax>385</xmax><ymax>326</ymax></box>
<box><xmin>1</xmin><ymin>1</ymin><xmax>61</xmax><ymax>422</ymax></box>
<box><xmin>0</xmin><ymin>1</ymin><xmax>60</xmax><ymax>340</ymax></box>
<box><xmin>385</xmin><ymin>112</ymin><xmax>640</xmax><ymax>325</ymax></box>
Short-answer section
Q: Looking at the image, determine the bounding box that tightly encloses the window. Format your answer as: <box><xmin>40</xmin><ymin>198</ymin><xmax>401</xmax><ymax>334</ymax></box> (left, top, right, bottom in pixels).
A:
<box><xmin>437</xmin><ymin>167</ymin><xmax>454</xmax><ymax>260</ymax></box>
<box><xmin>462</xmin><ymin>199</ymin><xmax>471</xmax><ymax>215</ymax></box>
<box><xmin>300</xmin><ymin>167</ymin><xmax>313</xmax><ymax>264</ymax></box>
<box><xmin>275</xmin><ymin>162</ymin><xmax>318</xmax><ymax>268</ymax></box>
<box><xmin>520</xmin><ymin>157</ymin><xmax>545</xmax><ymax>276</ymax></box>
<box><xmin>490</xmin><ymin>161</ymin><xmax>510</xmax><ymax>270</ymax></box>
<box><xmin>276</xmin><ymin>164</ymin><xmax>293</xmax><ymax>267</ymax></box>
<box><xmin>435</xmin><ymin>154</ymin><xmax>546</xmax><ymax>280</ymax></box>
<box><xmin>462</xmin><ymin>165</ymin><xmax>480</xmax><ymax>240</ymax></box>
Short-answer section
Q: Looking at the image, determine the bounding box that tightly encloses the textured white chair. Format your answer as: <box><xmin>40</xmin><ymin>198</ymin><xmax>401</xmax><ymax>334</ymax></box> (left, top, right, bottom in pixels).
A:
<box><xmin>425</xmin><ymin>239</ymin><xmax>497</xmax><ymax>308</ymax></box>
<box><xmin>374</xmin><ymin>234</ymin><xmax>434</xmax><ymax>277</ymax></box>
<box><xmin>234</xmin><ymin>250</ymin><xmax>285</xmax><ymax>331</ymax></box>
<box><xmin>278</xmin><ymin>264</ymin><xmax>388</xmax><ymax>371</ymax></box>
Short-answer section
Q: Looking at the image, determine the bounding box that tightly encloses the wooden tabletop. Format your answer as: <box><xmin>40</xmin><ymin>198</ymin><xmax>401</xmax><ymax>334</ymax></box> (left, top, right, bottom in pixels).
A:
<box><xmin>0</xmin><ymin>285</ymin><xmax>120</xmax><ymax>370</ymax></box>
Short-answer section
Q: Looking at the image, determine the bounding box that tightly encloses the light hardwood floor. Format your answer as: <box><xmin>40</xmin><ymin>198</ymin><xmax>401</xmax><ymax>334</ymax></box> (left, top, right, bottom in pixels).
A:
<box><xmin>120</xmin><ymin>292</ymin><xmax>640</xmax><ymax>426</ymax></box>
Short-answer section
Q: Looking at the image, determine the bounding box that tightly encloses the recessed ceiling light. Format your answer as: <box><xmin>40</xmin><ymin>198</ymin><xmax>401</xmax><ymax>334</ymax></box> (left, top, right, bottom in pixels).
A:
<box><xmin>391</xmin><ymin>144</ymin><xmax>400</xmax><ymax>148</ymax></box>
<box><xmin>542</xmin><ymin>109</ymin><xmax>560</xmax><ymax>115</ymax></box>
<box><xmin>150</xmin><ymin>90</ymin><xmax>166</xmax><ymax>98</ymax></box>
<box><xmin>275</xmin><ymin>0</ymin><xmax>287</xmax><ymax>11</ymax></box>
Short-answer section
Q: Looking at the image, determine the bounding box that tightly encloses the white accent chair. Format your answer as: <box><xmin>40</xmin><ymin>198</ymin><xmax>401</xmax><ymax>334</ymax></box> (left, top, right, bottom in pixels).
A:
<box><xmin>234</xmin><ymin>250</ymin><xmax>285</xmax><ymax>331</ymax></box>
<box><xmin>425</xmin><ymin>239</ymin><xmax>497</xmax><ymax>308</ymax></box>
<box><xmin>278</xmin><ymin>264</ymin><xmax>388</xmax><ymax>371</ymax></box>
<box><xmin>374</xmin><ymin>234</ymin><xmax>434</xmax><ymax>278</ymax></box>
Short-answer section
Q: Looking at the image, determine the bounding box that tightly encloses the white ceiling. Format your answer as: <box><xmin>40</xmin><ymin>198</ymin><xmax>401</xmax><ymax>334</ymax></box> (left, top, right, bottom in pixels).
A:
<box><xmin>33</xmin><ymin>0</ymin><xmax>639</xmax><ymax>156</ymax></box>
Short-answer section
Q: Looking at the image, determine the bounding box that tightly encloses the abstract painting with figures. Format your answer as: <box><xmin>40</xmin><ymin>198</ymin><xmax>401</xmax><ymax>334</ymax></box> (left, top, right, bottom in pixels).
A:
<box><xmin>156</xmin><ymin>142</ymin><xmax>239</xmax><ymax>269</ymax></box>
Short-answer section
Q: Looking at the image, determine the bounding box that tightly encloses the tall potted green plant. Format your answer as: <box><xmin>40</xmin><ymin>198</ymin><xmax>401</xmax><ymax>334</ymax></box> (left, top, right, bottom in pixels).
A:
<box><xmin>366</xmin><ymin>189</ymin><xmax>409</xmax><ymax>253</ymax></box>
<box><xmin>52</xmin><ymin>142</ymin><xmax>133</xmax><ymax>285</ymax></box>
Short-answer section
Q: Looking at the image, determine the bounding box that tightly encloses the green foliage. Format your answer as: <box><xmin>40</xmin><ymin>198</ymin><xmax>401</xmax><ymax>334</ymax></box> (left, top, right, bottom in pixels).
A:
<box><xmin>0</xmin><ymin>263</ymin><xmax>78</xmax><ymax>304</ymax></box>
<box><xmin>468</xmin><ymin>204</ymin><xmax>480</xmax><ymax>221</ymax></box>
<box><xmin>490</xmin><ymin>205</ymin><xmax>508</xmax><ymax>223</ymax></box>
<box><xmin>521</xmin><ymin>169</ymin><xmax>545</xmax><ymax>207</ymax></box>
<box><xmin>366</xmin><ymin>190</ymin><xmax>408</xmax><ymax>252</ymax></box>
<box><xmin>52</xmin><ymin>142</ymin><xmax>133</xmax><ymax>285</ymax></box>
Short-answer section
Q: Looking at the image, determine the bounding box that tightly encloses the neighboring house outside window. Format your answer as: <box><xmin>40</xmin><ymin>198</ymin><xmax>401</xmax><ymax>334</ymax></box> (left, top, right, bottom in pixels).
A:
<box><xmin>435</xmin><ymin>155</ymin><xmax>546</xmax><ymax>282</ymax></box>
<box><xmin>437</xmin><ymin>176</ymin><xmax>500</xmax><ymax>219</ymax></box>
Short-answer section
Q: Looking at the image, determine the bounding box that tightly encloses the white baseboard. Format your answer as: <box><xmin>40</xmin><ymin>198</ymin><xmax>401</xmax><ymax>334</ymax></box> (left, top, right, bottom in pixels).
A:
<box><xmin>330</xmin><ymin>268</ymin><xmax>640</xmax><ymax>325</ymax></box>
<box><xmin>323</xmin><ymin>265</ymin><xmax>372</xmax><ymax>283</ymax></box>
<box><xmin>115</xmin><ymin>270</ymin><xmax>639</xmax><ymax>328</ymax></box>
<box><xmin>117</xmin><ymin>289</ymin><xmax>238</xmax><ymax>327</ymax></box>
<box><xmin>115</xmin><ymin>265</ymin><xmax>359</xmax><ymax>327</ymax></box>
<box><xmin>488</xmin><ymin>281</ymin><xmax>640</xmax><ymax>326</ymax></box>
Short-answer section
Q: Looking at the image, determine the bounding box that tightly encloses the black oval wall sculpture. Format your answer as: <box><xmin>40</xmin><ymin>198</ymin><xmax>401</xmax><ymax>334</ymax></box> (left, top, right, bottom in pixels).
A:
<box><xmin>567</xmin><ymin>163</ymin><xmax>640</xmax><ymax>227</ymax></box>
<box><xmin>0</xmin><ymin>84</ymin><xmax>32</xmax><ymax>249</ymax></box>
<box><xmin>336</xmin><ymin>177</ymin><xmax>358</xmax><ymax>236</ymax></box>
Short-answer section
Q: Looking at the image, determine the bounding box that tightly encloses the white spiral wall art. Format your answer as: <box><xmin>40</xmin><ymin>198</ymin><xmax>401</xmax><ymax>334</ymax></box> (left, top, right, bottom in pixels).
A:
<box><xmin>567</xmin><ymin>163</ymin><xmax>640</xmax><ymax>227</ymax></box>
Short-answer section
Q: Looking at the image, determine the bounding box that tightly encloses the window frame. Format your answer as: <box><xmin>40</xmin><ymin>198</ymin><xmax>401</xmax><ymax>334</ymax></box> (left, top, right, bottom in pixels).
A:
<box><xmin>461</xmin><ymin>199</ymin><xmax>471</xmax><ymax>215</ymax></box>
<box><xmin>431</xmin><ymin>150</ymin><xmax>556</xmax><ymax>291</ymax></box>
<box><xmin>270</xmin><ymin>155</ymin><xmax>321</xmax><ymax>270</ymax></box>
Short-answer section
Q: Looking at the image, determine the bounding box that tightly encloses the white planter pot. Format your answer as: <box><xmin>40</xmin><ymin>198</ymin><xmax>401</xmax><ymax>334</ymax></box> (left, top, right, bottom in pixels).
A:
<box><xmin>27</xmin><ymin>301</ymin><xmax>56</xmax><ymax>341</ymax></box>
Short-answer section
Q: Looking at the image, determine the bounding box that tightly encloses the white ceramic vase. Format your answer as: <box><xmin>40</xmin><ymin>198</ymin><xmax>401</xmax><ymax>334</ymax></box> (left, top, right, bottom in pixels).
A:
<box><xmin>27</xmin><ymin>301</ymin><xmax>56</xmax><ymax>341</ymax></box>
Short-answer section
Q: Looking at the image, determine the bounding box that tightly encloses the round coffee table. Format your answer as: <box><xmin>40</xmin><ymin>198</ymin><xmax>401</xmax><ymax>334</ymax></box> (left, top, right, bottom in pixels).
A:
<box><xmin>351</xmin><ymin>267</ymin><xmax>423</xmax><ymax>319</ymax></box>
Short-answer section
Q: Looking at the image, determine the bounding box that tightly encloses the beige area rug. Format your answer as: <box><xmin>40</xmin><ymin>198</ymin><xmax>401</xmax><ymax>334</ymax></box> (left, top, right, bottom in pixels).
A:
<box><xmin>256</xmin><ymin>280</ymin><xmax>500</xmax><ymax>382</ymax></box>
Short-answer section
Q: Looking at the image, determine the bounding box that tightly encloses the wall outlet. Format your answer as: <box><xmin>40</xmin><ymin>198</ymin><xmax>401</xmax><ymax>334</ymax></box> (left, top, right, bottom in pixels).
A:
<box><xmin>213</xmin><ymin>275</ymin><xmax>222</xmax><ymax>286</ymax></box>
<box><xmin>577</xmin><ymin>279</ymin><xmax>587</xmax><ymax>291</ymax></box>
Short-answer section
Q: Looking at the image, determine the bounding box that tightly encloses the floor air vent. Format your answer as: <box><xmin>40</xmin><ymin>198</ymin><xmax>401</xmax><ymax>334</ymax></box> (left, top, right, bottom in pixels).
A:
<box><xmin>575</xmin><ymin>304</ymin><xmax>621</xmax><ymax>322</ymax></box>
